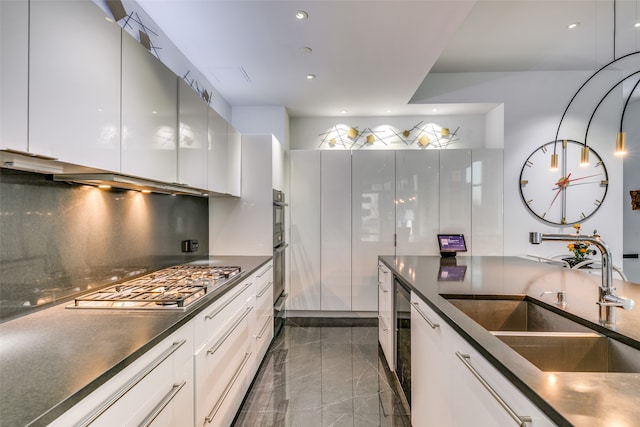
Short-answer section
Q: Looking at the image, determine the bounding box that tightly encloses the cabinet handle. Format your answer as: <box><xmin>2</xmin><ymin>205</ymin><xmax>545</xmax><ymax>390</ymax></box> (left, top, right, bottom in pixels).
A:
<box><xmin>137</xmin><ymin>380</ymin><xmax>186</xmax><ymax>427</ymax></box>
<box><xmin>257</xmin><ymin>281</ymin><xmax>273</xmax><ymax>298</ymax></box>
<box><xmin>205</xmin><ymin>352</ymin><xmax>253</xmax><ymax>423</ymax></box>
<box><xmin>455</xmin><ymin>352</ymin><xmax>533</xmax><ymax>427</ymax></box>
<box><xmin>411</xmin><ymin>302</ymin><xmax>439</xmax><ymax>329</ymax></box>
<box><xmin>255</xmin><ymin>315</ymin><xmax>272</xmax><ymax>339</ymax></box>
<box><xmin>256</xmin><ymin>263</ymin><xmax>273</xmax><ymax>278</ymax></box>
<box><xmin>377</xmin><ymin>315</ymin><xmax>390</xmax><ymax>332</ymax></box>
<box><xmin>378</xmin><ymin>283</ymin><xmax>389</xmax><ymax>293</ymax></box>
<box><xmin>207</xmin><ymin>306</ymin><xmax>253</xmax><ymax>356</ymax></box>
<box><xmin>78</xmin><ymin>339</ymin><xmax>187</xmax><ymax>426</ymax></box>
<box><xmin>205</xmin><ymin>282</ymin><xmax>252</xmax><ymax>320</ymax></box>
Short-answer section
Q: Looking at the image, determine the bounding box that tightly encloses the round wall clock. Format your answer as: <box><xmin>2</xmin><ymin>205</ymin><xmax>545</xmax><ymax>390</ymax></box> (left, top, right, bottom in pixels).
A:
<box><xmin>519</xmin><ymin>139</ymin><xmax>608</xmax><ymax>225</ymax></box>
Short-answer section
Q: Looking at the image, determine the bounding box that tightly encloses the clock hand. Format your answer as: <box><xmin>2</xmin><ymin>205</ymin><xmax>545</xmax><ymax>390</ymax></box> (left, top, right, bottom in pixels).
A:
<box><xmin>547</xmin><ymin>173</ymin><xmax>571</xmax><ymax>210</ymax></box>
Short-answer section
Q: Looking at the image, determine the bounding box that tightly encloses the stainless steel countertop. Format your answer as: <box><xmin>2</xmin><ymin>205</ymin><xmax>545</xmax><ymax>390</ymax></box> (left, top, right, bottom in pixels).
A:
<box><xmin>0</xmin><ymin>256</ymin><xmax>271</xmax><ymax>427</ymax></box>
<box><xmin>379</xmin><ymin>255</ymin><xmax>640</xmax><ymax>427</ymax></box>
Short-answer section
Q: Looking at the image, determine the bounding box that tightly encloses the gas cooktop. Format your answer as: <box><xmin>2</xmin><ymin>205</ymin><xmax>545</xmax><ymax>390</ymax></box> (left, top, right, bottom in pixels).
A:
<box><xmin>68</xmin><ymin>265</ymin><xmax>242</xmax><ymax>310</ymax></box>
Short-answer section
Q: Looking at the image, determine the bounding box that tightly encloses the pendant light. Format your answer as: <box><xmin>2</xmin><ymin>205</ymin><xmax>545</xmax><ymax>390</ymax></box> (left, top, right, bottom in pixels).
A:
<box><xmin>615</xmin><ymin>78</ymin><xmax>640</xmax><ymax>155</ymax></box>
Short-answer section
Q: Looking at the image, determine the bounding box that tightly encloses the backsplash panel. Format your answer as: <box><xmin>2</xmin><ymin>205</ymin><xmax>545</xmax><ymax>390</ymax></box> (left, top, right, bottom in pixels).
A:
<box><xmin>0</xmin><ymin>169</ymin><xmax>209</xmax><ymax>321</ymax></box>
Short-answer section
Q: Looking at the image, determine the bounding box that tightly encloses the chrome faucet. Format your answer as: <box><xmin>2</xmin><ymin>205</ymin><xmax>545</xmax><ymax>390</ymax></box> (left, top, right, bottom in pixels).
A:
<box><xmin>529</xmin><ymin>232</ymin><xmax>634</xmax><ymax>324</ymax></box>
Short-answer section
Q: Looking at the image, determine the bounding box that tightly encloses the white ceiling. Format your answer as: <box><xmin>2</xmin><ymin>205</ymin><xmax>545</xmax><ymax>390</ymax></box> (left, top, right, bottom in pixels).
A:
<box><xmin>135</xmin><ymin>0</ymin><xmax>640</xmax><ymax>118</ymax></box>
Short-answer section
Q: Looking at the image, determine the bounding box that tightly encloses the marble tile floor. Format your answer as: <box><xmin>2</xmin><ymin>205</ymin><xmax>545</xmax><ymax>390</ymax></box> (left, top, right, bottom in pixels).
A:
<box><xmin>233</xmin><ymin>319</ymin><xmax>411</xmax><ymax>427</ymax></box>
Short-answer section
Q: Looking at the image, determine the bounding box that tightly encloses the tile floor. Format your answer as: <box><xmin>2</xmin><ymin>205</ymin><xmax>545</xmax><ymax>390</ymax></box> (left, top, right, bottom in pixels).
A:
<box><xmin>233</xmin><ymin>319</ymin><xmax>411</xmax><ymax>427</ymax></box>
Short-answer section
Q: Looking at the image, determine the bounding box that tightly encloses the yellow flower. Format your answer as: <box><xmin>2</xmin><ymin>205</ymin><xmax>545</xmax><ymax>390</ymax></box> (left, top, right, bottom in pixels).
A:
<box><xmin>580</xmin><ymin>248</ymin><xmax>587</xmax><ymax>253</ymax></box>
<box><xmin>568</xmin><ymin>243</ymin><xmax>575</xmax><ymax>250</ymax></box>
<box><xmin>573</xmin><ymin>224</ymin><xmax>581</xmax><ymax>231</ymax></box>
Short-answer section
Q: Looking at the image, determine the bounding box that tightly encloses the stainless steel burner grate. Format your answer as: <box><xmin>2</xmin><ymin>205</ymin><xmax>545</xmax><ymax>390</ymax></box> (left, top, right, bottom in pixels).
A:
<box><xmin>70</xmin><ymin>265</ymin><xmax>242</xmax><ymax>310</ymax></box>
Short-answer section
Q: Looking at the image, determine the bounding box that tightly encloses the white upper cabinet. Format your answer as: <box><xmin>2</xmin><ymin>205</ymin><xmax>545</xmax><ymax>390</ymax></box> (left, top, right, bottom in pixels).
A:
<box><xmin>177</xmin><ymin>79</ymin><xmax>208</xmax><ymax>189</ymax></box>
<box><xmin>396</xmin><ymin>150</ymin><xmax>441</xmax><ymax>255</ymax></box>
<box><xmin>226</xmin><ymin>124</ymin><xmax>242</xmax><ymax>197</ymax></box>
<box><xmin>351</xmin><ymin>151</ymin><xmax>395</xmax><ymax>312</ymax></box>
<box><xmin>0</xmin><ymin>0</ymin><xmax>28</xmax><ymax>152</ymax></box>
<box><xmin>471</xmin><ymin>149</ymin><xmax>504</xmax><ymax>255</ymax></box>
<box><xmin>321</xmin><ymin>151</ymin><xmax>352</xmax><ymax>311</ymax></box>
<box><xmin>207</xmin><ymin>109</ymin><xmax>228</xmax><ymax>194</ymax></box>
<box><xmin>28</xmin><ymin>0</ymin><xmax>121</xmax><ymax>170</ymax></box>
<box><xmin>121</xmin><ymin>32</ymin><xmax>177</xmax><ymax>182</ymax></box>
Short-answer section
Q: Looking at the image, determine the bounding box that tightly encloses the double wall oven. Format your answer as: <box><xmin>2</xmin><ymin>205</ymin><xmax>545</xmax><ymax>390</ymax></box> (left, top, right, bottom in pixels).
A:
<box><xmin>273</xmin><ymin>189</ymin><xmax>288</xmax><ymax>334</ymax></box>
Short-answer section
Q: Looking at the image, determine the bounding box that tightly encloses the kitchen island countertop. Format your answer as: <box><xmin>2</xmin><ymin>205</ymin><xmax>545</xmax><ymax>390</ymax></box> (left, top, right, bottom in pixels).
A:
<box><xmin>379</xmin><ymin>255</ymin><xmax>640</xmax><ymax>427</ymax></box>
<box><xmin>0</xmin><ymin>256</ymin><xmax>271</xmax><ymax>427</ymax></box>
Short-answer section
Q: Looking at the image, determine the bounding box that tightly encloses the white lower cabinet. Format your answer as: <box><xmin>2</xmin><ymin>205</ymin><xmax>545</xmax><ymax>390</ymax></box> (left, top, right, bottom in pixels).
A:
<box><xmin>51</xmin><ymin>262</ymin><xmax>276</xmax><ymax>427</ymax></box>
<box><xmin>410</xmin><ymin>294</ymin><xmax>452</xmax><ymax>427</ymax></box>
<box><xmin>50</xmin><ymin>324</ymin><xmax>194</xmax><ymax>427</ymax></box>
<box><xmin>194</xmin><ymin>301</ymin><xmax>254</xmax><ymax>427</ymax></box>
<box><xmin>252</xmin><ymin>262</ymin><xmax>274</xmax><ymax>378</ymax></box>
<box><xmin>378</xmin><ymin>261</ymin><xmax>394</xmax><ymax>370</ymax></box>
<box><xmin>411</xmin><ymin>291</ymin><xmax>556</xmax><ymax>427</ymax></box>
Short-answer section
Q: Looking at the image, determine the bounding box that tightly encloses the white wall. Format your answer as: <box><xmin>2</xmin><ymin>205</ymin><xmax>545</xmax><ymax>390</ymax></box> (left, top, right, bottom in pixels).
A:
<box><xmin>231</xmin><ymin>105</ymin><xmax>290</xmax><ymax>152</ymax></box>
<box><xmin>411</xmin><ymin>70</ymin><xmax>625</xmax><ymax>267</ymax></box>
<box><xmin>623</xmin><ymin>99</ymin><xmax>640</xmax><ymax>281</ymax></box>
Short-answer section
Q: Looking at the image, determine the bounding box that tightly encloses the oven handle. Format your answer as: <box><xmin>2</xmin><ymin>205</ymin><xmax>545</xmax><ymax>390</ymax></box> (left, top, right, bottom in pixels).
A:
<box><xmin>274</xmin><ymin>243</ymin><xmax>289</xmax><ymax>252</ymax></box>
<box><xmin>78</xmin><ymin>339</ymin><xmax>187</xmax><ymax>426</ymax></box>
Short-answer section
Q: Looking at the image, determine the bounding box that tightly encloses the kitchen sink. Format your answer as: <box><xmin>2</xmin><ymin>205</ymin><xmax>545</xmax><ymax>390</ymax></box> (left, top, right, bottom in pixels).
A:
<box><xmin>443</xmin><ymin>295</ymin><xmax>591</xmax><ymax>332</ymax></box>
<box><xmin>442</xmin><ymin>294</ymin><xmax>640</xmax><ymax>373</ymax></box>
<box><xmin>493</xmin><ymin>332</ymin><xmax>640</xmax><ymax>373</ymax></box>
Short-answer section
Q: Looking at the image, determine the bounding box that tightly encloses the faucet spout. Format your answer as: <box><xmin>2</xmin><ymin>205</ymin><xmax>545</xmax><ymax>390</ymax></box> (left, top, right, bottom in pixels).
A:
<box><xmin>529</xmin><ymin>232</ymin><xmax>634</xmax><ymax>317</ymax></box>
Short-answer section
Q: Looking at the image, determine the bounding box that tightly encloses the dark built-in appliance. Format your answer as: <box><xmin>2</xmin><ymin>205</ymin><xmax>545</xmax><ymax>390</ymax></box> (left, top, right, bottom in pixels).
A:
<box><xmin>395</xmin><ymin>277</ymin><xmax>411</xmax><ymax>407</ymax></box>
<box><xmin>273</xmin><ymin>189</ymin><xmax>288</xmax><ymax>335</ymax></box>
<box><xmin>68</xmin><ymin>265</ymin><xmax>242</xmax><ymax>310</ymax></box>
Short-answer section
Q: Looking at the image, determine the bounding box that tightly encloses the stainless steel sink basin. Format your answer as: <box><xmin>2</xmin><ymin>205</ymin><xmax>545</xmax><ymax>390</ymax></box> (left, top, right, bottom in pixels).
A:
<box><xmin>443</xmin><ymin>295</ymin><xmax>640</xmax><ymax>373</ymax></box>
<box><xmin>493</xmin><ymin>332</ymin><xmax>640</xmax><ymax>373</ymax></box>
<box><xmin>444</xmin><ymin>295</ymin><xmax>591</xmax><ymax>332</ymax></box>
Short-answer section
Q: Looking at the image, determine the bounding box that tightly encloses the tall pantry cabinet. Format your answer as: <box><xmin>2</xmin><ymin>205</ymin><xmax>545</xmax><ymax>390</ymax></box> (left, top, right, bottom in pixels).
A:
<box><xmin>288</xmin><ymin>148</ymin><xmax>503</xmax><ymax>314</ymax></box>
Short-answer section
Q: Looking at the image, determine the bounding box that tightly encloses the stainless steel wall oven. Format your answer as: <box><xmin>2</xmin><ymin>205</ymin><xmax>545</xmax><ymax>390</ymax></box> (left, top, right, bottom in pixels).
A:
<box><xmin>273</xmin><ymin>189</ymin><xmax>287</xmax><ymax>335</ymax></box>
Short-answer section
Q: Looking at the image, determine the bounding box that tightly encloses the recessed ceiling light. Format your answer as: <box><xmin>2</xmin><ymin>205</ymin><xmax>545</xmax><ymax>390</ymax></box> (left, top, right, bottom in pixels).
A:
<box><xmin>340</xmin><ymin>109</ymin><xmax>348</xmax><ymax>114</ymax></box>
<box><xmin>301</xmin><ymin>47</ymin><xmax>313</xmax><ymax>54</ymax></box>
<box><xmin>295</xmin><ymin>10</ymin><xmax>308</xmax><ymax>20</ymax></box>
<box><xmin>567</xmin><ymin>22</ymin><xmax>580</xmax><ymax>29</ymax></box>
<box><xmin>306</xmin><ymin>74</ymin><xmax>316</xmax><ymax>80</ymax></box>
<box><xmin>635</xmin><ymin>22</ymin><xmax>640</xmax><ymax>28</ymax></box>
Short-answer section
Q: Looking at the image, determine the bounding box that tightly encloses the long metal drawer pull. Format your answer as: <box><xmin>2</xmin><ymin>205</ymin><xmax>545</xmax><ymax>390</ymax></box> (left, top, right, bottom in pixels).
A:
<box><xmin>207</xmin><ymin>306</ymin><xmax>253</xmax><ymax>356</ymax></box>
<box><xmin>257</xmin><ymin>281</ymin><xmax>273</xmax><ymax>298</ymax></box>
<box><xmin>78</xmin><ymin>339</ymin><xmax>187</xmax><ymax>426</ymax></box>
<box><xmin>256</xmin><ymin>315</ymin><xmax>272</xmax><ymax>339</ymax></box>
<box><xmin>411</xmin><ymin>302</ymin><xmax>439</xmax><ymax>329</ymax></box>
<box><xmin>205</xmin><ymin>282</ymin><xmax>252</xmax><ymax>320</ymax></box>
<box><xmin>256</xmin><ymin>264</ymin><xmax>273</xmax><ymax>278</ymax></box>
<box><xmin>205</xmin><ymin>352</ymin><xmax>253</xmax><ymax>423</ymax></box>
<box><xmin>378</xmin><ymin>315</ymin><xmax>390</xmax><ymax>332</ymax></box>
<box><xmin>137</xmin><ymin>380</ymin><xmax>186</xmax><ymax>427</ymax></box>
<box><xmin>455</xmin><ymin>352</ymin><xmax>532</xmax><ymax>427</ymax></box>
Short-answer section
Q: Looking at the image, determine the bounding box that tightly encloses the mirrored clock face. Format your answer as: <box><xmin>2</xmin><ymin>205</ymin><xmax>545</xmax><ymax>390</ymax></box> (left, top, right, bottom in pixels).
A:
<box><xmin>519</xmin><ymin>140</ymin><xmax>608</xmax><ymax>225</ymax></box>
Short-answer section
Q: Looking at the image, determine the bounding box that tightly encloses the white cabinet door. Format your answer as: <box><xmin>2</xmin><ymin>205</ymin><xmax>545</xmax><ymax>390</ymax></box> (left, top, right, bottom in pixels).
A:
<box><xmin>411</xmin><ymin>293</ymin><xmax>453</xmax><ymax>427</ymax></box>
<box><xmin>439</xmin><ymin>150</ymin><xmax>472</xmax><ymax>252</ymax></box>
<box><xmin>471</xmin><ymin>149</ymin><xmax>504</xmax><ymax>255</ymax></box>
<box><xmin>289</xmin><ymin>150</ymin><xmax>321</xmax><ymax>310</ymax></box>
<box><xmin>321</xmin><ymin>151</ymin><xmax>352</xmax><ymax>311</ymax></box>
<box><xmin>450</xmin><ymin>330</ymin><xmax>556</xmax><ymax>427</ymax></box>
<box><xmin>121</xmin><ymin>33</ymin><xmax>177</xmax><ymax>182</ymax></box>
<box><xmin>177</xmin><ymin>79</ymin><xmax>208</xmax><ymax>189</ymax></box>
<box><xmin>207</xmin><ymin>109</ymin><xmax>228</xmax><ymax>194</ymax></box>
<box><xmin>395</xmin><ymin>150</ymin><xmax>440</xmax><ymax>255</ymax></box>
<box><xmin>352</xmin><ymin>151</ymin><xmax>395</xmax><ymax>312</ymax></box>
<box><xmin>226</xmin><ymin>124</ymin><xmax>242</xmax><ymax>197</ymax></box>
<box><xmin>28</xmin><ymin>0</ymin><xmax>121</xmax><ymax>169</ymax></box>
<box><xmin>0</xmin><ymin>0</ymin><xmax>28</xmax><ymax>152</ymax></box>
<box><xmin>378</xmin><ymin>262</ymin><xmax>394</xmax><ymax>369</ymax></box>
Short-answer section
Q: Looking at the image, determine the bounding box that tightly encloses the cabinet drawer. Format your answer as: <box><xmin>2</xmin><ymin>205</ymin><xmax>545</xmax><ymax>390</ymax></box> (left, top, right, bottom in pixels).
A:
<box><xmin>255</xmin><ymin>262</ymin><xmax>273</xmax><ymax>302</ymax></box>
<box><xmin>195</xmin><ymin>302</ymin><xmax>253</xmax><ymax>427</ymax></box>
<box><xmin>194</xmin><ymin>279</ymin><xmax>253</xmax><ymax>349</ymax></box>
<box><xmin>254</xmin><ymin>313</ymin><xmax>274</xmax><ymax>368</ymax></box>
<box><xmin>51</xmin><ymin>325</ymin><xmax>194</xmax><ymax>427</ymax></box>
